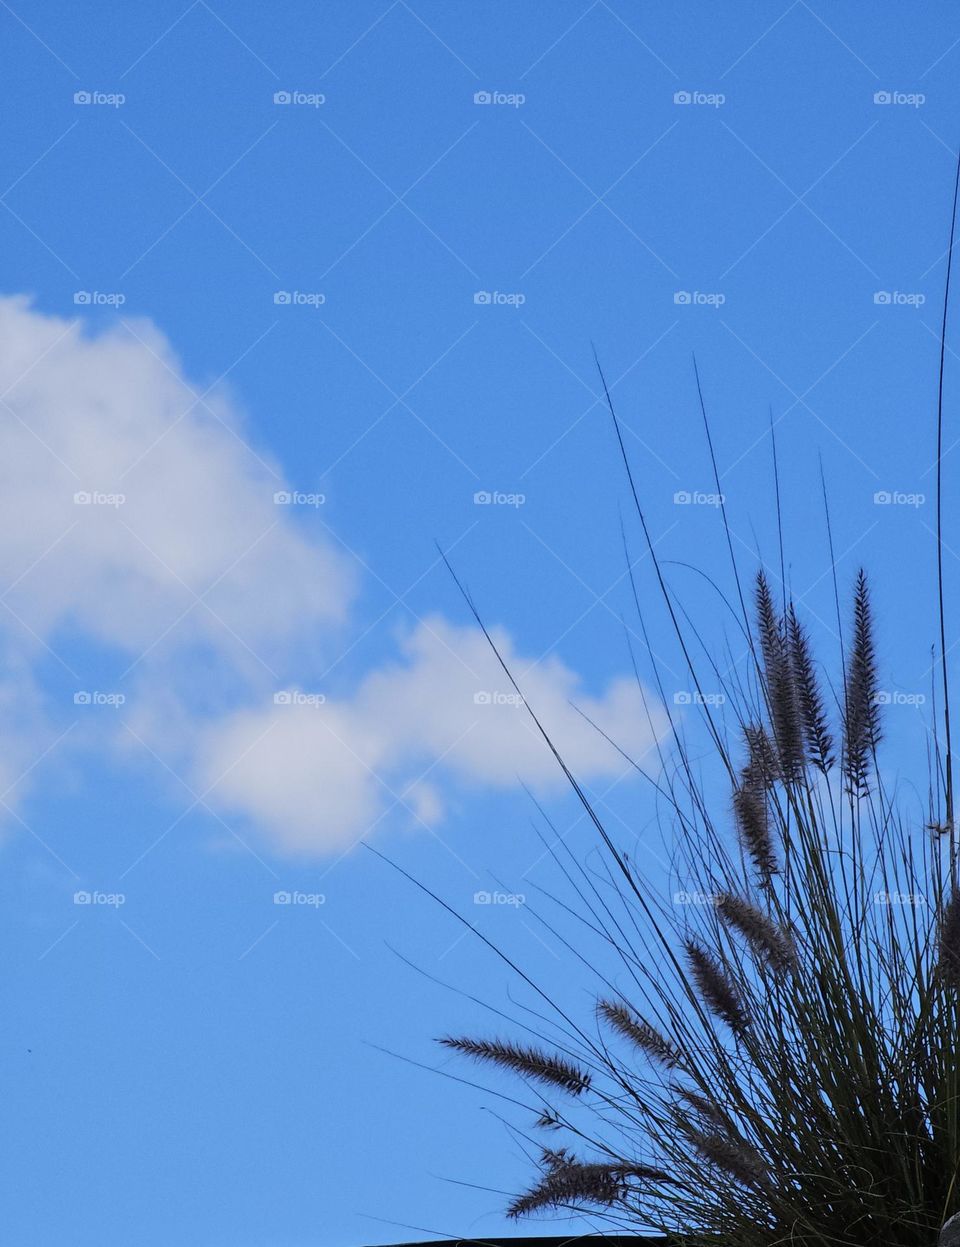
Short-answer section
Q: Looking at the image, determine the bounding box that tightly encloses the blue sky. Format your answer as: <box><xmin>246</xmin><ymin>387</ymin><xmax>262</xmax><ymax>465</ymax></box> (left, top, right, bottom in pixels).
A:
<box><xmin>1</xmin><ymin>3</ymin><xmax>960</xmax><ymax>1244</ymax></box>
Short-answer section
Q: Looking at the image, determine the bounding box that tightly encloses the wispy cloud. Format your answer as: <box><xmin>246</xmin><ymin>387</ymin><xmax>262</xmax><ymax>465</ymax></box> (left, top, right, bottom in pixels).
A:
<box><xmin>0</xmin><ymin>297</ymin><xmax>665</xmax><ymax>855</ymax></box>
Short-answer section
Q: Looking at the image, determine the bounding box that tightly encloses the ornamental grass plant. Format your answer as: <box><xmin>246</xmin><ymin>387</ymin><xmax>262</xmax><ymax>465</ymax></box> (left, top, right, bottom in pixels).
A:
<box><xmin>404</xmin><ymin>170</ymin><xmax>960</xmax><ymax>1246</ymax></box>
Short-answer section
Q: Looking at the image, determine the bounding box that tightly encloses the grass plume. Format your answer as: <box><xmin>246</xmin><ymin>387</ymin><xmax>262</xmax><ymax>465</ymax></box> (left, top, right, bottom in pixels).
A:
<box><xmin>439</xmin><ymin>1036</ymin><xmax>591</xmax><ymax>1095</ymax></box>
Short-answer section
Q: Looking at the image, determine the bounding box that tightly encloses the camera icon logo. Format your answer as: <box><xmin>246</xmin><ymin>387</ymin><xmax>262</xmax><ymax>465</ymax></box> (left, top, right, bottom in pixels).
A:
<box><xmin>874</xmin><ymin>291</ymin><xmax>892</xmax><ymax>305</ymax></box>
<box><xmin>874</xmin><ymin>91</ymin><xmax>892</xmax><ymax>104</ymax></box>
<box><xmin>273</xmin><ymin>291</ymin><xmax>292</xmax><ymax>305</ymax></box>
<box><xmin>274</xmin><ymin>91</ymin><xmax>292</xmax><ymax>104</ymax></box>
<box><xmin>473</xmin><ymin>690</ymin><xmax>492</xmax><ymax>705</ymax></box>
<box><xmin>73</xmin><ymin>291</ymin><xmax>92</xmax><ymax>305</ymax></box>
<box><xmin>273</xmin><ymin>890</ymin><xmax>292</xmax><ymax>904</ymax></box>
<box><xmin>673</xmin><ymin>490</ymin><xmax>691</xmax><ymax>504</ymax></box>
<box><xmin>673</xmin><ymin>290</ymin><xmax>692</xmax><ymax>305</ymax></box>
<box><xmin>74</xmin><ymin>890</ymin><xmax>91</xmax><ymax>904</ymax></box>
<box><xmin>673</xmin><ymin>691</ymin><xmax>693</xmax><ymax>705</ymax></box>
<box><xmin>673</xmin><ymin>90</ymin><xmax>692</xmax><ymax>104</ymax></box>
<box><xmin>473</xmin><ymin>91</ymin><xmax>492</xmax><ymax>104</ymax></box>
<box><xmin>473</xmin><ymin>291</ymin><xmax>492</xmax><ymax>305</ymax></box>
<box><xmin>74</xmin><ymin>91</ymin><xmax>92</xmax><ymax>104</ymax></box>
<box><xmin>273</xmin><ymin>490</ymin><xmax>292</xmax><ymax>504</ymax></box>
<box><xmin>273</xmin><ymin>691</ymin><xmax>293</xmax><ymax>705</ymax></box>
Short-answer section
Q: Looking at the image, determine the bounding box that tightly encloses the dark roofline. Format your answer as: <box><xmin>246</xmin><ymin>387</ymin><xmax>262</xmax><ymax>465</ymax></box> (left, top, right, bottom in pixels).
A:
<box><xmin>370</xmin><ymin>1238</ymin><xmax>664</xmax><ymax>1247</ymax></box>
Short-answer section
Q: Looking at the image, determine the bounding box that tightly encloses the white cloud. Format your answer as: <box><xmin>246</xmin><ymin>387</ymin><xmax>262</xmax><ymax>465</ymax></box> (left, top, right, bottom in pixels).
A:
<box><xmin>200</xmin><ymin>617</ymin><xmax>667</xmax><ymax>854</ymax></box>
<box><xmin>0</xmin><ymin>296</ymin><xmax>353</xmax><ymax>656</ymax></box>
<box><xmin>0</xmin><ymin>297</ymin><xmax>666</xmax><ymax>856</ymax></box>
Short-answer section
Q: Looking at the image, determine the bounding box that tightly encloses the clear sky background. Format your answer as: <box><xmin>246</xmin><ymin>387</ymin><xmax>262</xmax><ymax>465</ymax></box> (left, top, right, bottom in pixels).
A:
<box><xmin>1</xmin><ymin>3</ymin><xmax>959</xmax><ymax>1245</ymax></box>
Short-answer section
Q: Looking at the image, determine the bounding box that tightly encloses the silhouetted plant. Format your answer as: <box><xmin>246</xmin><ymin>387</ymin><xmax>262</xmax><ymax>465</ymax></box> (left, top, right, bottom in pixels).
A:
<box><xmin>410</xmin><ymin>153</ymin><xmax>960</xmax><ymax>1247</ymax></box>
<box><xmin>436</xmin><ymin>566</ymin><xmax>960</xmax><ymax>1245</ymax></box>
